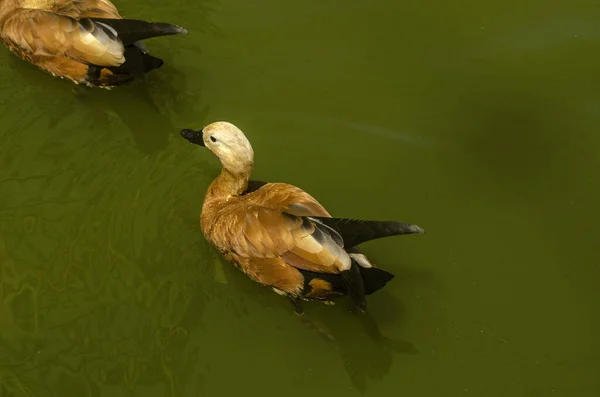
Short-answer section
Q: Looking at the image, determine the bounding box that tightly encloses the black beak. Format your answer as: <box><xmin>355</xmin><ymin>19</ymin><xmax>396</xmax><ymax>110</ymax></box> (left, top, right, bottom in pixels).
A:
<box><xmin>180</xmin><ymin>128</ymin><xmax>205</xmax><ymax>147</ymax></box>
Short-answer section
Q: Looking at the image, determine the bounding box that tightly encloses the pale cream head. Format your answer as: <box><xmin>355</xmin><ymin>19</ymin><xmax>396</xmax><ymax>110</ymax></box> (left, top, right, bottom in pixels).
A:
<box><xmin>200</xmin><ymin>122</ymin><xmax>254</xmax><ymax>174</ymax></box>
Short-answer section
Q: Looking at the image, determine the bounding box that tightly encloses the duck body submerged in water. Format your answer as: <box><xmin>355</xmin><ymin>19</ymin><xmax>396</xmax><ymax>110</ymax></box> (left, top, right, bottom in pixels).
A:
<box><xmin>0</xmin><ymin>0</ymin><xmax>187</xmax><ymax>87</ymax></box>
<box><xmin>181</xmin><ymin>122</ymin><xmax>424</xmax><ymax>314</ymax></box>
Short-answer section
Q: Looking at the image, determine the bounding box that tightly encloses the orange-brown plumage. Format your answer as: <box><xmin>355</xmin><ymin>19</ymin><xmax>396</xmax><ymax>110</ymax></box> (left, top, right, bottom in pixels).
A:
<box><xmin>0</xmin><ymin>0</ymin><xmax>187</xmax><ymax>87</ymax></box>
<box><xmin>181</xmin><ymin>122</ymin><xmax>424</xmax><ymax>313</ymax></box>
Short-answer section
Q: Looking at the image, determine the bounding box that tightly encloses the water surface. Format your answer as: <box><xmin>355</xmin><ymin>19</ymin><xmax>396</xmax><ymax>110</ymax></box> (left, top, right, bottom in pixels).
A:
<box><xmin>0</xmin><ymin>0</ymin><xmax>599</xmax><ymax>396</ymax></box>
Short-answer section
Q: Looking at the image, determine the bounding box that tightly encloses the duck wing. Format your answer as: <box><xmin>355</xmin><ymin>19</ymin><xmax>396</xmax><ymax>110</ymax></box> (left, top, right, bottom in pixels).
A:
<box><xmin>230</xmin><ymin>204</ymin><xmax>370</xmax><ymax>309</ymax></box>
<box><xmin>237</xmin><ymin>182</ymin><xmax>341</xmax><ymax>269</ymax></box>
<box><xmin>228</xmin><ymin>206</ymin><xmax>348</xmax><ymax>274</ymax></box>
<box><xmin>2</xmin><ymin>9</ymin><xmax>125</xmax><ymax>67</ymax></box>
<box><xmin>213</xmin><ymin>183</ymin><xmax>367</xmax><ymax>309</ymax></box>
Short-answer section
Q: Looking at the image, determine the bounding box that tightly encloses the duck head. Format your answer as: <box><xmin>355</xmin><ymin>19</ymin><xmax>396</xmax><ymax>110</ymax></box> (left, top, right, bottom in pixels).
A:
<box><xmin>180</xmin><ymin>121</ymin><xmax>254</xmax><ymax>175</ymax></box>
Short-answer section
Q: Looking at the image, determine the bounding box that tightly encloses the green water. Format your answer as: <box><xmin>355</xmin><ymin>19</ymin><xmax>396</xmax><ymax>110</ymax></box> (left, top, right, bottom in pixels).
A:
<box><xmin>1</xmin><ymin>0</ymin><xmax>599</xmax><ymax>396</ymax></box>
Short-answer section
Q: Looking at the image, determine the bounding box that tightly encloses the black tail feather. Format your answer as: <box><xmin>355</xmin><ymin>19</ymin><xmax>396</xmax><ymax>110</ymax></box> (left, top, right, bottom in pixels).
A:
<box><xmin>138</xmin><ymin>52</ymin><xmax>164</xmax><ymax>73</ymax></box>
<box><xmin>312</xmin><ymin>217</ymin><xmax>424</xmax><ymax>248</ymax></box>
<box><xmin>90</xmin><ymin>18</ymin><xmax>188</xmax><ymax>46</ymax></box>
<box><xmin>359</xmin><ymin>266</ymin><xmax>394</xmax><ymax>295</ymax></box>
<box><xmin>106</xmin><ymin>45</ymin><xmax>163</xmax><ymax>77</ymax></box>
<box><xmin>299</xmin><ymin>264</ymin><xmax>393</xmax><ymax>298</ymax></box>
<box><xmin>341</xmin><ymin>260</ymin><xmax>367</xmax><ymax>311</ymax></box>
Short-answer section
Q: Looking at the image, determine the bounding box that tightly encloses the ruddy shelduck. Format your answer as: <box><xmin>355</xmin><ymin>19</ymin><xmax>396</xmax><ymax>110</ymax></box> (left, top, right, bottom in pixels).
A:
<box><xmin>180</xmin><ymin>122</ymin><xmax>424</xmax><ymax>314</ymax></box>
<box><xmin>0</xmin><ymin>0</ymin><xmax>187</xmax><ymax>87</ymax></box>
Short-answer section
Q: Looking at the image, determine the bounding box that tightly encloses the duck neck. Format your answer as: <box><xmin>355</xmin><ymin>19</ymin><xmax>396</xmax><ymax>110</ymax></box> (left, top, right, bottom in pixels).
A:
<box><xmin>206</xmin><ymin>166</ymin><xmax>252</xmax><ymax>199</ymax></box>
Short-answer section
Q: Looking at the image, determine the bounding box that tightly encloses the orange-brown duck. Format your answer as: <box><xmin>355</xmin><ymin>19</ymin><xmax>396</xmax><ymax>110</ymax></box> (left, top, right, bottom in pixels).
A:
<box><xmin>180</xmin><ymin>122</ymin><xmax>424</xmax><ymax>314</ymax></box>
<box><xmin>0</xmin><ymin>0</ymin><xmax>187</xmax><ymax>87</ymax></box>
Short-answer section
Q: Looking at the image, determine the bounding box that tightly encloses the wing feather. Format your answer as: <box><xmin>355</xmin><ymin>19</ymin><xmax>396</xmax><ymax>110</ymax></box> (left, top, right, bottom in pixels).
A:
<box><xmin>2</xmin><ymin>9</ymin><xmax>124</xmax><ymax>66</ymax></box>
<box><xmin>231</xmin><ymin>206</ymin><xmax>350</xmax><ymax>274</ymax></box>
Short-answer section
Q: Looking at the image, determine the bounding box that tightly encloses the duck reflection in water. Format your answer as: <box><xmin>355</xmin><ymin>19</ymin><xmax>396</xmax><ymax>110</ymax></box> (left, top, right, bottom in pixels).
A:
<box><xmin>301</xmin><ymin>297</ymin><xmax>418</xmax><ymax>393</ymax></box>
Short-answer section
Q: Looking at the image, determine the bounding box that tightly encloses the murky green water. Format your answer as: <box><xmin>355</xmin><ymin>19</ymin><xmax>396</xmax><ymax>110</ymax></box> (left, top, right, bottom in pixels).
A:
<box><xmin>1</xmin><ymin>0</ymin><xmax>599</xmax><ymax>396</ymax></box>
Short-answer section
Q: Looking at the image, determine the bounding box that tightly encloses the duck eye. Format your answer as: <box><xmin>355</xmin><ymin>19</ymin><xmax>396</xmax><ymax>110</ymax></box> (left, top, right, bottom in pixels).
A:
<box><xmin>210</xmin><ymin>136</ymin><xmax>217</xmax><ymax>143</ymax></box>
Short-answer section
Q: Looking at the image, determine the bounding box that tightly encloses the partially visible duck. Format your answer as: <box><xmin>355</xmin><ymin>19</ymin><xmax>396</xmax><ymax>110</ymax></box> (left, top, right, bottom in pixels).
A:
<box><xmin>0</xmin><ymin>0</ymin><xmax>187</xmax><ymax>87</ymax></box>
<box><xmin>180</xmin><ymin>122</ymin><xmax>424</xmax><ymax>313</ymax></box>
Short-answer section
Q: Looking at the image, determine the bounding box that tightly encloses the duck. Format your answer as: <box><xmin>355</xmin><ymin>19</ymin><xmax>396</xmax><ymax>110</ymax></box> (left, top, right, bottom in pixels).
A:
<box><xmin>0</xmin><ymin>0</ymin><xmax>187</xmax><ymax>87</ymax></box>
<box><xmin>180</xmin><ymin>121</ymin><xmax>424</xmax><ymax>314</ymax></box>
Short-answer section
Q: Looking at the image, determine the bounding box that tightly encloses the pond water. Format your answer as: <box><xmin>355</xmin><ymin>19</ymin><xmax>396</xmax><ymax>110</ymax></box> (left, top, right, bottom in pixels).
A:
<box><xmin>0</xmin><ymin>0</ymin><xmax>598</xmax><ymax>396</ymax></box>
